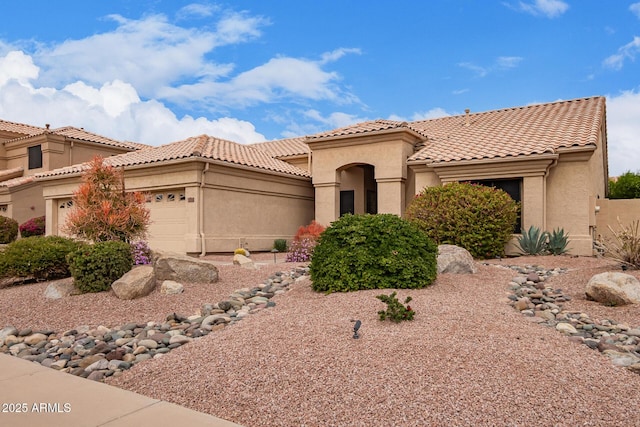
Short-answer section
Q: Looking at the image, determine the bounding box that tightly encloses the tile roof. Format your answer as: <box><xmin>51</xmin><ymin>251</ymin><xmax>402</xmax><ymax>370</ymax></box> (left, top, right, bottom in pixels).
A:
<box><xmin>408</xmin><ymin>96</ymin><xmax>605</xmax><ymax>164</ymax></box>
<box><xmin>2</xmin><ymin>125</ymin><xmax>146</xmax><ymax>151</ymax></box>
<box><xmin>0</xmin><ymin>119</ymin><xmax>46</xmax><ymax>136</ymax></box>
<box><xmin>0</xmin><ymin>175</ymin><xmax>35</xmax><ymax>189</ymax></box>
<box><xmin>37</xmin><ymin>135</ymin><xmax>311</xmax><ymax>179</ymax></box>
<box><xmin>50</xmin><ymin>127</ymin><xmax>148</xmax><ymax>151</ymax></box>
<box><xmin>0</xmin><ymin>167</ymin><xmax>24</xmax><ymax>182</ymax></box>
<box><xmin>308</xmin><ymin>119</ymin><xmax>429</xmax><ymax>140</ymax></box>
<box><xmin>249</xmin><ymin>137</ymin><xmax>310</xmax><ymax>158</ymax></box>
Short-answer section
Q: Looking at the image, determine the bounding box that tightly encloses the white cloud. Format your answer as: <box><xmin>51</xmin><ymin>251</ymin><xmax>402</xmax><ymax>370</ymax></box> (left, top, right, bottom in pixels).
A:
<box><xmin>278</xmin><ymin>109</ymin><xmax>367</xmax><ymax>138</ymax></box>
<box><xmin>388</xmin><ymin>107</ymin><xmax>452</xmax><ymax>122</ymax></box>
<box><xmin>0</xmin><ymin>50</ymin><xmax>265</xmax><ymax>145</ymax></box>
<box><xmin>0</xmin><ymin>51</ymin><xmax>39</xmax><ymax>86</ymax></box>
<box><xmin>606</xmin><ymin>90</ymin><xmax>640</xmax><ymax>176</ymax></box>
<box><xmin>631</xmin><ymin>3</ymin><xmax>640</xmax><ymax>19</ymax></box>
<box><xmin>159</xmin><ymin>53</ymin><xmax>360</xmax><ymax>108</ymax></box>
<box><xmin>458</xmin><ymin>62</ymin><xmax>488</xmax><ymax>77</ymax></box>
<box><xmin>603</xmin><ymin>36</ymin><xmax>640</xmax><ymax>70</ymax></box>
<box><xmin>34</xmin><ymin>12</ymin><xmax>266</xmax><ymax>97</ymax></box>
<box><xmin>177</xmin><ymin>3</ymin><xmax>219</xmax><ymax>20</ymax></box>
<box><xmin>496</xmin><ymin>56</ymin><xmax>523</xmax><ymax>68</ymax></box>
<box><xmin>459</xmin><ymin>56</ymin><xmax>523</xmax><ymax>77</ymax></box>
<box><xmin>512</xmin><ymin>0</ymin><xmax>569</xmax><ymax>18</ymax></box>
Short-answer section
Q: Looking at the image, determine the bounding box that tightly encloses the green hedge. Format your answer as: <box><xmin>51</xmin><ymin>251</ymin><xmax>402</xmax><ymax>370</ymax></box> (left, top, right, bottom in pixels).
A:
<box><xmin>0</xmin><ymin>236</ymin><xmax>85</xmax><ymax>281</ymax></box>
<box><xmin>310</xmin><ymin>214</ymin><xmax>437</xmax><ymax>293</ymax></box>
<box><xmin>67</xmin><ymin>240</ymin><xmax>133</xmax><ymax>293</ymax></box>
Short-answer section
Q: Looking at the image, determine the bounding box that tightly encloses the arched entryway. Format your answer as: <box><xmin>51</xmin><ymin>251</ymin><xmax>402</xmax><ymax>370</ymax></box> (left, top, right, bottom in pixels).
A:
<box><xmin>338</xmin><ymin>164</ymin><xmax>377</xmax><ymax>216</ymax></box>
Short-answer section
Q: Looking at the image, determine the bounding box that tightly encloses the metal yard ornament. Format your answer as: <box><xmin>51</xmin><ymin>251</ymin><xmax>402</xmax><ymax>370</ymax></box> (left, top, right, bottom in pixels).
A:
<box><xmin>353</xmin><ymin>320</ymin><xmax>361</xmax><ymax>339</ymax></box>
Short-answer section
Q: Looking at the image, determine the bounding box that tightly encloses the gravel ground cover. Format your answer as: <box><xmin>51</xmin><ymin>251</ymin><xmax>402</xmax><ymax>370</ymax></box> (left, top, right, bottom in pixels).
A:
<box><xmin>2</xmin><ymin>254</ymin><xmax>640</xmax><ymax>426</ymax></box>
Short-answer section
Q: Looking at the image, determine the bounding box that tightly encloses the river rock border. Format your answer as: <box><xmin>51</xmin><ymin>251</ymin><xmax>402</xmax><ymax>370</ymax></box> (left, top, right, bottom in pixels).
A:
<box><xmin>500</xmin><ymin>264</ymin><xmax>640</xmax><ymax>374</ymax></box>
<box><xmin>0</xmin><ymin>267</ymin><xmax>309</xmax><ymax>381</ymax></box>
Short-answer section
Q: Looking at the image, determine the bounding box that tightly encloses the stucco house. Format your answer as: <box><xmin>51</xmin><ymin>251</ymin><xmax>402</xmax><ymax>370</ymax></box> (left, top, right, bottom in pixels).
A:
<box><xmin>10</xmin><ymin>96</ymin><xmax>611</xmax><ymax>256</ymax></box>
<box><xmin>0</xmin><ymin>119</ymin><xmax>145</xmax><ymax>226</ymax></box>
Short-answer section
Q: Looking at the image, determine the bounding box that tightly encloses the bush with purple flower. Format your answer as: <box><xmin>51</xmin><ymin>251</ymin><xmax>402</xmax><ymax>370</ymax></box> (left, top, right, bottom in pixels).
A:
<box><xmin>19</xmin><ymin>216</ymin><xmax>46</xmax><ymax>238</ymax></box>
<box><xmin>130</xmin><ymin>240</ymin><xmax>152</xmax><ymax>265</ymax></box>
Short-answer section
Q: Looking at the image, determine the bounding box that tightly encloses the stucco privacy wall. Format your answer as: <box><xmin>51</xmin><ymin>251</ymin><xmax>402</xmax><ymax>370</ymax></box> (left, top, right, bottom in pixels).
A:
<box><xmin>596</xmin><ymin>198</ymin><xmax>640</xmax><ymax>245</ymax></box>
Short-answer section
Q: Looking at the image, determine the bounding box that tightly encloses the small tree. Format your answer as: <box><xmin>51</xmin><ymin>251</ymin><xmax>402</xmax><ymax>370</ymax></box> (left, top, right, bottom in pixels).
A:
<box><xmin>609</xmin><ymin>171</ymin><xmax>640</xmax><ymax>199</ymax></box>
<box><xmin>64</xmin><ymin>156</ymin><xmax>150</xmax><ymax>242</ymax></box>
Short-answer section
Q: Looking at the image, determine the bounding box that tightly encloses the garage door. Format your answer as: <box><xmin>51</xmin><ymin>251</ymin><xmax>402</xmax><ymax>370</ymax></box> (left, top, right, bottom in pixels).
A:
<box><xmin>146</xmin><ymin>190</ymin><xmax>187</xmax><ymax>253</ymax></box>
<box><xmin>57</xmin><ymin>199</ymin><xmax>74</xmax><ymax>236</ymax></box>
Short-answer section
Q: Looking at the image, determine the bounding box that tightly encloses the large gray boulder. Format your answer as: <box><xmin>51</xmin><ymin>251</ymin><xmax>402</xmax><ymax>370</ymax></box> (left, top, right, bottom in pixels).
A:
<box><xmin>437</xmin><ymin>244</ymin><xmax>477</xmax><ymax>274</ymax></box>
<box><xmin>44</xmin><ymin>278</ymin><xmax>80</xmax><ymax>299</ymax></box>
<box><xmin>586</xmin><ymin>272</ymin><xmax>640</xmax><ymax>306</ymax></box>
<box><xmin>111</xmin><ymin>265</ymin><xmax>156</xmax><ymax>300</ymax></box>
<box><xmin>154</xmin><ymin>252</ymin><xmax>219</xmax><ymax>284</ymax></box>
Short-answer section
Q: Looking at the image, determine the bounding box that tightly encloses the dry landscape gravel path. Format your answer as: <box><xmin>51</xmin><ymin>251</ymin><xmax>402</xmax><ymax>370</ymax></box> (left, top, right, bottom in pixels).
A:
<box><xmin>2</xmin><ymin>254</ymin><xmax>640</xmax><ymax>426</ymax></box>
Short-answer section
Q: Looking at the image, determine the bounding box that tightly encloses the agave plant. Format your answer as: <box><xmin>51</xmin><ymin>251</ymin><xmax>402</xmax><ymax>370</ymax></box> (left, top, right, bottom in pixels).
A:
<box><xmin>516</xmin><ymin>225</ymin><xmax>549</xmax><ymax>255</ymax></box>
<box><xmin>547</xmin><ymin>228</ymin><xmax>570</xmax><ymax>255</ymax></box>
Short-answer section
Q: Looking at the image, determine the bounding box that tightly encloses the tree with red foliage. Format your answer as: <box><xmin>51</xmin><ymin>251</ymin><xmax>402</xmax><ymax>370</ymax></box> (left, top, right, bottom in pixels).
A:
<box><xmin>63</xmin><ymin>156</ymin><xmax>150</xmax><ymax>243</ymax></box>
<box><xmin>294</xmin><ymin>220</ymin><xmax>325</xmax><ymax>241</ymax></box>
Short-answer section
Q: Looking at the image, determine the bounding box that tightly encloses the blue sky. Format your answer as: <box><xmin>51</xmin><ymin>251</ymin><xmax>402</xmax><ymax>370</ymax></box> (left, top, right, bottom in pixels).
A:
<box><xmin>0</xmin><ymin>0</ymin><xmax>639</xmax><ymax>175</ymax></box>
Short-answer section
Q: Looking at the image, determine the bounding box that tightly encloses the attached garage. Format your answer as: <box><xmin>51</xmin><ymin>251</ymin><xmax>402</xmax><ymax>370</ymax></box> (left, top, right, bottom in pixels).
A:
<box><xmin>145</xmin><ymin>189</ymin><xmax>188</xmax><ymax>253</ymax></box>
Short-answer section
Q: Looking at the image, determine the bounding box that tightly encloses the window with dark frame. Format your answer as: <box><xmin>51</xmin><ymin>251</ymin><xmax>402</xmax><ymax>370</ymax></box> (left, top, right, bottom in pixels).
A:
<box><xmin>466</xmin><ymin>178</ymin><xmax>522</xmax><ymax>233</ymax></box>
<box><xmin>28</xmin><ymin>145</ymin><xmax>43</xmax><ymax>169</ymax></box>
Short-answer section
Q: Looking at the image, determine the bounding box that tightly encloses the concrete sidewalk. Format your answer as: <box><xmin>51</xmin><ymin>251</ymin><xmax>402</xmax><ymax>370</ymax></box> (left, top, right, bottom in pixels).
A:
<box><xmin>0</xmin><ymin>354</ymin><xmax>243</xmax><ymax>427</ymax></box>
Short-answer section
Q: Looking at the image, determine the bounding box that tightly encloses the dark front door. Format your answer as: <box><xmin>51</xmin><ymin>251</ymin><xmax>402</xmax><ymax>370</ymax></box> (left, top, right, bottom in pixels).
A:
<box><xmin>340</xmin><ymin>190</ymin><xmax>355</xmax><ymax>216</ymax></box>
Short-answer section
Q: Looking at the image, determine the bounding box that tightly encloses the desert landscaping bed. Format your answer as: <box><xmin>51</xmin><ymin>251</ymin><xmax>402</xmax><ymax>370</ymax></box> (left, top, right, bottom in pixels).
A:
<box><xmin>2</xmin><ymin>254</ymin><xmax>640</xmax><ymax>426</ymax></box>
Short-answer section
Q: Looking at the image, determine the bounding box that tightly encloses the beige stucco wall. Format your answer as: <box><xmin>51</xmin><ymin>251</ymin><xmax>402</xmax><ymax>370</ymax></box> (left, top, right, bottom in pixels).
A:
<box><xmin>595</xmin><ymin>198</ymin><xmax>640</xmax><ymax>245</ymax></box>
<box><xmin>200</xmin><ymin>166</ymin><xmax>314</xmax><ymax>253</ymax></box>
<box><xmin>0</xmin><ymin>183</ymin><xmax>45</xmax><ymax>227</ymax></box>
<box><xmin>42</xmin><ymin>159</ymin><xmax>314</xmax><ymax>254</ymax></box>
<box><xmin>309</xmin><ymin>130</ymin><xmax>420</xmax><ymax>225</ymax></box>
<box><xmin>4</xmin><ymin>135</ymin><xmax>133</xmax><ymax>176</ymax></box>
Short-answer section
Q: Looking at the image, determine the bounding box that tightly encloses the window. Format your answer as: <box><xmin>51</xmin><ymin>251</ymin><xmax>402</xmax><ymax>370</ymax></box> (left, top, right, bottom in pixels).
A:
<box><xmin>340</xmin><ymin>190</ymin><xmax>355</xmax><ymax>216</ymax></box>
<box><xmin>28</xmin><ymin>145</ymin><xmax>43</xmax><ymax>169</ymax></box>
<box><xmin>467</xmin><ymin>178</ymin><xmax>522</xmax><ymax>233</ymax></box>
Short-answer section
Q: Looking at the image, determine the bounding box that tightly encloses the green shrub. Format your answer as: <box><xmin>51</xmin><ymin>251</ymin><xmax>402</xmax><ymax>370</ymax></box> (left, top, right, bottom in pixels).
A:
<box><xmin>547</xmin><ymin>228</ymin><xmax>570</xmax><ymax>255</ymax></box>
<box><xmin>67</xmin><ymin>240</ymin><xmax>133</xmax><ymax>293</ymax></box>
<box><xmin>609</xmin><ymin>171</ymin><xmax>640</xmax><ymax>199</ymax></box>
<box><xmin>0</xmin><ymin>216</ymin><xmax>19</xmax><ymax>244</ymax></box>
<box><xmin>516</xmin><ymin>225</ymin><xmax>549</xmax><ymax>255</ymax></box>
<box><xmin>310</xmin><ymin>214</ymin><xmax>437</xmax><ymax>293</ymax></box>
<box><xmin>0</xmin><ymin>236</ymin><xmax>85</xmax><ymax>280</ymax></box>
<box><xmin>376</xmin><ymin>292</ymin><xmax>415</xmax><ymax>322</ymax></box>
<box><xmin>19</xmin><ymin>215</ymin><xmax>46</xmax><ymax>237</ymax></box>
<box><xmin>405</xmin><ymin>182</ymin><xmax>519</xmax><ymax>259</ymax></box>
<box><xmin>273</xmin><ymin>239</ymin><xmax>288</xmax><ymax>252</ymax></box>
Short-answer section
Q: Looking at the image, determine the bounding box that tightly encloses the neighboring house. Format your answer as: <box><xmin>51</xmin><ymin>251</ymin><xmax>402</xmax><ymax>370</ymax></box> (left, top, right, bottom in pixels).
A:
<box><xmin>0</xmin><ymin>119</ymin><xmax>145</xmax><ymax>226</ymax></box>
<box><xmin>33</xmin><ymin>96</ymin><xmax>614</xmax><ymax>255</ymax></box>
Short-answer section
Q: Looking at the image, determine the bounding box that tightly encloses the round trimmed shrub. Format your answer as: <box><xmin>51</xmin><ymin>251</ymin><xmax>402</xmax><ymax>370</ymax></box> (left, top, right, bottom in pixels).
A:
<box><xmin>0</xmin><ymin>236</ymin><xmax>85</xmax><ymax>280</ymax></box>
<box><xmin>0</xmin><ymin>216</ymin><xmax>19</xmax><ymax>244</ymax></box>
<box><xmin>310</xmin><ymin>214</ymin><xmax>437</xmax><ymax>293</ymax></box>
<box><xmin>19</xmin><ymin>215</ymin><xmax>46</xmax><ymax>237</ymax></box>
<box><xmin>405</xmin><ymin>182</ymin><xmax>518</xmax><ymax>259</ymax></box>
<box><xmin>67</xmin><ymin>240</ymin><xmax>133</xmax><ymax>293</ymax></box>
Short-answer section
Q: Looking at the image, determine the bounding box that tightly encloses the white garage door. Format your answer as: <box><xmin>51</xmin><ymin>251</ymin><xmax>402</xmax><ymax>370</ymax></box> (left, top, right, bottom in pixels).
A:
<box><xmin>146</xmin><ymin>190</ymin><xmax>187</xmax><ymax>253</ymax></box>
<box><xmin>57</xmin><ymin>199</ymin><xmax>74</xmax><ymax>236</ymax></box>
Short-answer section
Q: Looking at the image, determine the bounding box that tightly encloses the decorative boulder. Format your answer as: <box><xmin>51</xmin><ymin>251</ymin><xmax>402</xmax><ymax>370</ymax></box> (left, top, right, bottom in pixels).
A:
<box><xmin>44</xmin><ymin>278</ymin><xmax>81</xmax><ymax>299</ymax></box>
<box><xmin>586</xmin><ymin>272</ymin><xmax>640</xmax><ymax>306</ymax></box>
<box><xmin>233</xmin><ymin>253</ymin><xmax>257</xmax><ymax>269</ymax></box>
<box><xmin>111</xmin><ymin>266</ymin><xmax>156</xmax><ymax>300</ymax></box>
<box><xmin>154</xmin><ymin>253</ymin><xmax>219</xmax><ymax>283</ymax></box>
<box><xmin>160</xmin><ymin>280</ymin><xmax>184</xmax><ymax>295</ymax></box>
<box><xmin>437</xmin><ymin>244</ymin><xmax>477</xmax><ymax>274</ymax></box>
